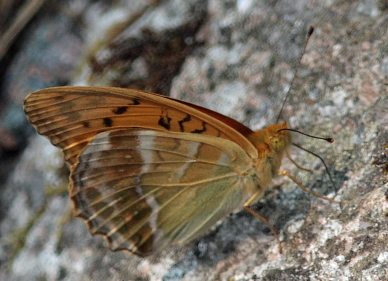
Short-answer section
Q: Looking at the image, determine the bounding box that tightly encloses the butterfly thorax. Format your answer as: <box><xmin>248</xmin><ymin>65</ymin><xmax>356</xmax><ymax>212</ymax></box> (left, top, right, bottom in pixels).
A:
<box><xmin>246</xmin><ymin>122</ymin><xmax>291</xmax><ymax>189</ymax></box>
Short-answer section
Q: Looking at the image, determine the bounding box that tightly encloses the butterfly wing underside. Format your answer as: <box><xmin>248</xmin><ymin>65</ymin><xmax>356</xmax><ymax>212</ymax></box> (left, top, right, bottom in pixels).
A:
<box><xmin>23</xmin><ymin>86</ymin><xmax>263</xmax><ymax>255</ymax></box>
<box><xmin>71</xmin><ymin>129</ymin><xmax>259</xmax><ymax>255</ymax></box>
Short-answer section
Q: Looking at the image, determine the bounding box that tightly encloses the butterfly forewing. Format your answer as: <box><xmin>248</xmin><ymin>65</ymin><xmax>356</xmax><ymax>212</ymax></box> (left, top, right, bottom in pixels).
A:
<box><xmin>24</xmin><ymin>86</ymin><xmax>257</xmax><ymax>166</ymax></box>
<box><xmin>70</xmin><ymin>129</ymin><xmax>259</xmax><ymax>255</ymax></box>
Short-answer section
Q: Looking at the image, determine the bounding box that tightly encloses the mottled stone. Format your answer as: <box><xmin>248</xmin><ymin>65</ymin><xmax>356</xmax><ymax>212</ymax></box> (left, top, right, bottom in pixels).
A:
<box><xmin>0</xmin><ymin>0</ymin><xmax>386</xmax><ymax>280</ymax></box>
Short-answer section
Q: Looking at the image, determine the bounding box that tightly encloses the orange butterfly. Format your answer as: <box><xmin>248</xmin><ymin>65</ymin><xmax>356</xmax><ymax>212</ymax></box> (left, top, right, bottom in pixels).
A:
<box><xmin>24</xmin><ymin>86</ymin><xmax>332</xmax><ymax>256</ymax></box>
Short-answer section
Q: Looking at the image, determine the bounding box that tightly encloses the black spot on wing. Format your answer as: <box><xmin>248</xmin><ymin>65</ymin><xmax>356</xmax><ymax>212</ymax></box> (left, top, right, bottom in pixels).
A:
<box><xmin>178</xmin><ymin>114</ymin><xmax>191</xmax><ymax>132</ymax></box>
<box><xmin>191</xmin><ymin>122</ymin><xmax>207</xmax><ymax>134</ymax></box>
<box><xmin>158</xmin><ymin>115</ymin><xmax>172</xmax><ymax>130</ymax></box>
<box><xmin>103</xmin><ymin>118</ymin><xmax>113</xmax><ymax>127</ymax></box>
<box><xmin>82</xmin><ymin>121</ymin><xmax>91</xmax><ymax>128</ymax></box>
<box><xmin>132</xmin><ymin>97</ymin><xmax>140</xmax><ymax>105</ymax></box>
<box><xmin>112</xmin><ymin>106</ymin><xmax>128</xmax><ymax>115</ymax></box>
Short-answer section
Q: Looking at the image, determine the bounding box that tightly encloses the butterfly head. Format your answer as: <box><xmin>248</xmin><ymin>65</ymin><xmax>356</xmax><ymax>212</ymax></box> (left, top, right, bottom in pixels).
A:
<box><xmin>267</xmin><ymin>123</ymin><xmax>291</xmax><ymax>153</ymax></box>
<box><xmin>247</xmin><ymin>122</ymin><xmax>291</xmax><ymax>157</ymax></box>
<box><xmin>245</xmin><ymin>122</ymin><xmax>291</xmax><ymax>189</ymax></box>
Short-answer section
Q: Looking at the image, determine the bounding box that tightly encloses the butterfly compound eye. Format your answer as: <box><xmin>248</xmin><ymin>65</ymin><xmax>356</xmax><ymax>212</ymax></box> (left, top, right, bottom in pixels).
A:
<box><xmin>270</xmin><ymin>136</ymin><xmax>286</xmax><ymax>152</ymax></box>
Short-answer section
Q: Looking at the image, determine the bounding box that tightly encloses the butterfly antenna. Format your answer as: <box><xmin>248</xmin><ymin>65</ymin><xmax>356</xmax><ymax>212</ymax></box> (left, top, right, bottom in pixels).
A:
<box><xmin>278</xmin><ymin>127</ymin><xmax>335</xmax><ymax>188</ymax></box>
<box><xmin>278</xmin><ymin>128</ymin><xmax>334</xmax><ymax>143</ymax></box>
<box><xmin>276</xmin><ymin>26</ymin><xmax>315</xmax><ymax>123</ymax></box>
<box><xmin>286</xmin><ymin>150</ymin><xmax>313</xmax><ymax>173</ymax></box>
<box><xmin>292</xmin><ymin>142</ymin><xmax>337</xmax><ymax>191</ymax></box>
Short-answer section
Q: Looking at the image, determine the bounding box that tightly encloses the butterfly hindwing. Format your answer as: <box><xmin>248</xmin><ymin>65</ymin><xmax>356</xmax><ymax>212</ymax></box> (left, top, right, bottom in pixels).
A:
<box><xmin>70</xmin><ymin>129</ymin><xmax>259</xmax><ymax>255</ymax></box>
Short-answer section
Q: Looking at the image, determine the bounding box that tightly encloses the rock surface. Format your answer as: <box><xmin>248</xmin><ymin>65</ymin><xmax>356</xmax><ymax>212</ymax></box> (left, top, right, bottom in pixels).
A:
<box><xmin>0</xmin><ymin>0</ymin><xmax>387</xmax><ymax>280</ymax></box>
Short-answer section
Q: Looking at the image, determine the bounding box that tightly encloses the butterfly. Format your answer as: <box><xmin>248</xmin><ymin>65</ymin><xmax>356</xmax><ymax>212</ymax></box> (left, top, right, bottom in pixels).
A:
<box><xmin>24</xmin><ymin>86</ymin><xmax>329</xmax><ymax>256</ymax></box>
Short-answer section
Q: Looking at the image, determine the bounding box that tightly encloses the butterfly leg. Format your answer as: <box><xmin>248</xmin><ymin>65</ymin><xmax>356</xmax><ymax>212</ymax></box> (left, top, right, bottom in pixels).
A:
<box><xmin>244</xmin><ymin>191</ymin><xmax>283</xmax><ymax>254</ymax></box>
<box><xmin>286</xmin><ymin>150</ymin><xmax>313</xmax><ymax>173</ymax></box>
<box><xmin>278</xmin><ymin>170</ymin><xmax>339</xmax><ymax>203</ymax></box>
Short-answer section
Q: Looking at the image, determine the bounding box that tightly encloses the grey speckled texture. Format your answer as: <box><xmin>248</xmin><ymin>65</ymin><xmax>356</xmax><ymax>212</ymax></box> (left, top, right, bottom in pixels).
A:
<box><xmin>1</xmin><ymin>0</ymin><xmax>387</xmax><ymax>280</ymax></box>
